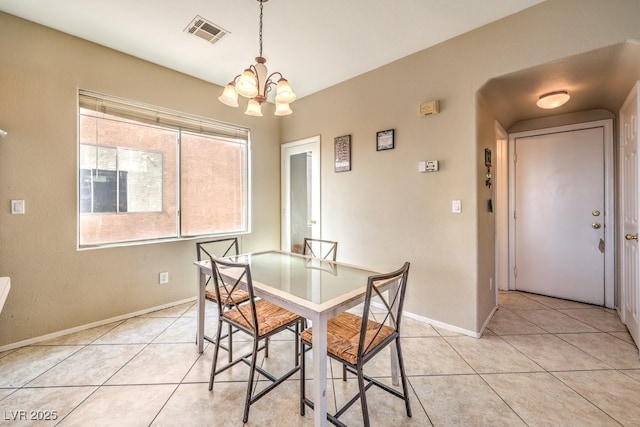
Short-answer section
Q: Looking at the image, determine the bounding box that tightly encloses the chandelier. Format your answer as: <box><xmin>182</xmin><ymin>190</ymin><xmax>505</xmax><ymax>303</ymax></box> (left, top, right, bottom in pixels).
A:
<box><xmin>218</xmin><ymin>0</ymin><xmax>296</xmax><ymax>116</ymax></box>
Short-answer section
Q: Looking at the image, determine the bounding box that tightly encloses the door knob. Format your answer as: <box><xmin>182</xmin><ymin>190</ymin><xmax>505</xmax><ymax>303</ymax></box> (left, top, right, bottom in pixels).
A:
<box><xmin>626</xmin><ymin>233</ymin><xmax>638</xmax><ymax>241</ymax></box>
<box><xmin>592</xmin><ymin>223</ymin><xmax>601</xmax><ymax>229</ymax></box>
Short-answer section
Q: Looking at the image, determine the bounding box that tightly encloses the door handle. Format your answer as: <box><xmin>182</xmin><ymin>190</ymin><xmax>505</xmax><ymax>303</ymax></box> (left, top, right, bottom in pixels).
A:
<box><xmin>592</xmin><ymin>223</ymin><xmax>601</xmax><ymax>229</ymax></box>
<box><xmin>625</xmin><ymin>233</ymin><xmax>638</xmax><ymax>241</ymax></box>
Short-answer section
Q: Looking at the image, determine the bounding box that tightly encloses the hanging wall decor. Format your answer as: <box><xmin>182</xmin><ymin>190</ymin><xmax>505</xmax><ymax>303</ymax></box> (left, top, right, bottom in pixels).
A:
<box><xmin>334</xmin><ymin>135</ymin><xmax>351</xmax><ymax>172</ymax></box>
<box><xmin>376</xmin><ymin>129</ymin><xmax>395</xmax><ymax>151</ymax></box>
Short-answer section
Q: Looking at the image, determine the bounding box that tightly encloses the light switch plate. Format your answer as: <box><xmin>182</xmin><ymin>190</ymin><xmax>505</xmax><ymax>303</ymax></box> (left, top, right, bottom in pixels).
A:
<box><xmin>11</xmin><ymin>200</ymin><xmax>25</xmax><ymax>215</ymax></box>
<box><xmin>159</xmin><ymin>272</ymin><xmax>169</xmax><ymax>284</ymax></box>
<box><xmin>452</xmin><ymin>200</ymin><xmax>461</xmax><ymax>214</ymax></box>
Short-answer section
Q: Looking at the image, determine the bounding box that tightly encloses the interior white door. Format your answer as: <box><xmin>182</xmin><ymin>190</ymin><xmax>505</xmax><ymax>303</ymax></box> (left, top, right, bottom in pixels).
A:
<box><xmin>513</xmin><ymin>126</ymin><xmax>606</xmax><ymax>305</ymax></box>
<box><xmin>281</xmin><ymin>136</ymin><xmax>320</xmax><ymax>253</ymax></box>
<box><xmin>620</xmin><ymin>81</ymin><xmax>640</xmax><ymax>351</ymax></box>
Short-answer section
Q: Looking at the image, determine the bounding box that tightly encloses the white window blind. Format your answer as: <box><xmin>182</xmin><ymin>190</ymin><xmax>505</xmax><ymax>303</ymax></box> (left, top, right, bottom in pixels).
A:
<box><xmin>78</xmin><ymin>90</ymin><xmax>250</xmax><ymax>248</ymax></box>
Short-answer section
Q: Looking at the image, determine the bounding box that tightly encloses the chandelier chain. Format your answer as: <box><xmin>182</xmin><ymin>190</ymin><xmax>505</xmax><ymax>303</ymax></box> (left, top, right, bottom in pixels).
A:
<box><xmin>258</xmin><ymin>1</ymin><xmax>263</xmax><ymax>58</ymax></box>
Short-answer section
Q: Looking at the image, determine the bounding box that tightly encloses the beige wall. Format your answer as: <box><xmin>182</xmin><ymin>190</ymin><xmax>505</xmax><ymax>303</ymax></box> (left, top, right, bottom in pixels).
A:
<box><xmin>0</xmin><ymin>12</ymin><xmax>281</xmax><ymax>347</ymax></box>
<box><xmin>2</xmin><ymin>0</ymin><xmax>640</xmax><ymax>347</ymax></box>
<box><xmin>281</xmin><ymin>0</ymin><xmax>640</xmax><ymax>333</ymax></box>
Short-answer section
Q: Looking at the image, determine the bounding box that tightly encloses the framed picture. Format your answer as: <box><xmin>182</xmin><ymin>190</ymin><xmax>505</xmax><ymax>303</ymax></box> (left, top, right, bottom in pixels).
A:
<box><xmin>376</xmin><ymin>129</ymin><xmax>395</xmax><ymax>151</ymax></box>
<box><xmin>334</xmin><ymin>135</ymin><xmax>351</xmax><ymax>172</ymax></box>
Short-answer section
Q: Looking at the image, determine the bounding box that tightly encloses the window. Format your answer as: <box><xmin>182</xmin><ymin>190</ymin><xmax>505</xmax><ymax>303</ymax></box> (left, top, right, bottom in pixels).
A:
<box><xmin>78</xmin><ymin>90</ymin><xmax>249</xmax><ymax>248</ymax></box>
<box><xmin>79</xmin><ymin>145</ymin><xmax>163</xmax><ymax>214</ymax></box>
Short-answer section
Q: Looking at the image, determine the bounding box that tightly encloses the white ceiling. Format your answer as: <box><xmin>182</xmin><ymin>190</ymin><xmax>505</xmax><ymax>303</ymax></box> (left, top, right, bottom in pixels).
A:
<box><xmin>0</xmin><ymin>0</ymin><xmax>544</xmax><ymax>100</ymax></box>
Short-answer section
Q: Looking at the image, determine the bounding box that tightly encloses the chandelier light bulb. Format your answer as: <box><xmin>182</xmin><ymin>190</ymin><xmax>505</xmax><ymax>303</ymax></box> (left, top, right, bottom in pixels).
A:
<box><xmin>274</xmin><ymin>102</ymin><xmax>293</xmax><ymax>116</ymax></box>
<box><xmin>275</xmin><ymin>78</ymin><xmax>296</xmax><ymax>104</ymax></box>
<box><xmin>218</xmin><ymin>82</ymin><xmax>239</xmax><ymax>107</ymax></box>
<box><xmin>244</xmin><ymin>98</ymin><xmax>263</xmax><ymax>116</ymax></box>
<box><xmin>236</xmin><ymin>69</ymin><xmax>259</xmax><ymax>98</ymax></box>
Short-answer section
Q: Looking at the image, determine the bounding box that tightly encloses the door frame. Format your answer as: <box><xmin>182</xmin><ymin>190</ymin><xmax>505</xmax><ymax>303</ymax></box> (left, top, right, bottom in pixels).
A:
<box><xmin>618</xmin><ymin>81</ymin><xmax>639</xmax><ymax>350</ymax></box>
<box><xmin>507</xmin><ymin>120</ymin><xmax>615</xmax><ymax>308</ymax></box>
<box><xmin>495</xmin><ymin>121</ymin><xmax>509</xmax><ymax>293</ymax></box>
<box><xmin>280</xmin><ymin>135</ymin><xmax>321</xmax><ymax>251</ymax></box>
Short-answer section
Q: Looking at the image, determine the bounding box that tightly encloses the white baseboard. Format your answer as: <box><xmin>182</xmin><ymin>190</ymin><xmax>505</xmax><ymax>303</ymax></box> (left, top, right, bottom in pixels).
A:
<box><xmin>1</xmin><ymin>298</ymin><xmax>498</xmax><ymax>352</ymax></box>
<box><xmin>403</xmin><ymin>309</ymin><xmax>492</xmax><ymax>339</ymax></box>
<box><xmin>0</xmin><ymin>297</ymin><xmax>196</xmax><ymax>353</ymax></box>
<box><xmin>478</xmin><ymin>305</ymin><xmax>499</xmax><ymax>336</ymax></box>
<box><xmin>368</xmin><ymin>300</ymin><xmax>494</xmax><ymax>338</ymax></box>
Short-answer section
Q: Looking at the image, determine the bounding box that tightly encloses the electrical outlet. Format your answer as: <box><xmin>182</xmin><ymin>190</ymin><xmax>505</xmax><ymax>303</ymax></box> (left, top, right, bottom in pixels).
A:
<box><xmin>159</xmin><ymin>272</ymin><xmax>169</xmax><ymax>284</ymax></box>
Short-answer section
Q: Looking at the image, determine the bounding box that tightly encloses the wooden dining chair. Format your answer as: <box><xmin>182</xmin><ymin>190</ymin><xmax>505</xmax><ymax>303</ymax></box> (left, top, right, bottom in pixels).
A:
<box><xmin>208</xmin><ymin>255</ymin><xmax>303</xmax><ymax>423</ymax></box>
<box><xmin>302</xmin><ymin>237</ymin><xmax>338</xmax><ymax>261</ymax></box>
<box><xmin>299</xmin><ymin>262</ymin><xmax>412</xmax><ymax>426</ymax></box>
<box><xmin>196</xmin><ymin>237</ymin><xmax>248</xmax><ymax>362</ymax></box>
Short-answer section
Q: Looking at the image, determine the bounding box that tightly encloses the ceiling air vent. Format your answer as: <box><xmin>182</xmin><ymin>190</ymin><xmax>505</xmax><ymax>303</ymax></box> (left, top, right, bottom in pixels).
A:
<box><xmin>184</xmin><ymin>15</ymin><xmax>228</xmax><ymax>44</ymax></box>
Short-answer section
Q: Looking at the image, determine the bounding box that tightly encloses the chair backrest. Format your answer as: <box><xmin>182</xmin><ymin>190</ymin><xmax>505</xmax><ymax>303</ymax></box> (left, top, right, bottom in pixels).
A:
<box><xmin>208</xmin><ymin>255</ymin><xmax>259</xmax><ymax>336</ymax></box>
<box><xmin>358</xmin><ymin>262</ymin><xmax>410</xmax><ymax>363</ymax></box>
<box><xmin>196</xmin><ymin>237</ymin><xmax>239</xmax><ymax>261</ymax></box>
<box><xmin>302</xmin><ymin>238</ymin><xmax>338</xmax><ymax>261</ymax></box>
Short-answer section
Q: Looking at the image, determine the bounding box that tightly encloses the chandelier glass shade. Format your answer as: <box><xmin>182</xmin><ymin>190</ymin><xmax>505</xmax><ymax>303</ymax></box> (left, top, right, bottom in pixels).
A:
<box><xmin>218</xmin><ymin>0</ymin><xmax>295</xmax><ymax>116</ymax></box>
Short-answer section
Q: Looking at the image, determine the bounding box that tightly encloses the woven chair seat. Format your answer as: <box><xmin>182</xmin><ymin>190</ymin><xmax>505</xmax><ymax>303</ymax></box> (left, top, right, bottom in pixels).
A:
<box><xmin>224</xmin><ymin>299</ymin><xmax>302</xmax><ymax>338</ymax></box>
<box><xmin>205</xmin><ymin>286</ymin><xmax>250</xmax><ymax>305</ymax></box>
<box><xmin>301</xmin><ymin>312</ymin><xmax>394</xmax><ymax>365</ymax></box>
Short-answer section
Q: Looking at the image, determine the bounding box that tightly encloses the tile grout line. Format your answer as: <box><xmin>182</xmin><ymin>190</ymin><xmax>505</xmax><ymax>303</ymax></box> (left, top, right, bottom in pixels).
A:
<box><xmin>54</xmin><ymin>312</ymin><xmax>186</xmax><ymax>425</ymax></box>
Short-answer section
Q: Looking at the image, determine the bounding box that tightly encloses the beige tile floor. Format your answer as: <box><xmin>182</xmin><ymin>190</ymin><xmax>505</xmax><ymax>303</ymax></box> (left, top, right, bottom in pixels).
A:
<box><xmin>1</xmin><ymin>291</ymin><xmax>639</xmax><ymax>426</ymax></box>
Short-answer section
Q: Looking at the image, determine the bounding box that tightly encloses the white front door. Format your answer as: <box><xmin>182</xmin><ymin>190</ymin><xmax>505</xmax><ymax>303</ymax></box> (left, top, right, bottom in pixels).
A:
<box><xmin>510</xmin><ymin>121</ymin><xmax>613</xmax><ymax>306</ymax></box>
<box><xmin>620</xmin><ymin>82</ymin><xmax>640</xmax><ymax>351</ymax></box>
<box><xmin>281</xmin><ymin>136</ymin><xmax>320</xmax><ymax>253</ymax></box>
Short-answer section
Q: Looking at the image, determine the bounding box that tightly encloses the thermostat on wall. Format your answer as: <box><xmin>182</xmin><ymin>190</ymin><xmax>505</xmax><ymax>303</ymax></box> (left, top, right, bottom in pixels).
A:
<box><xmin>418</xmin><ymin>160</ymin><xmax>439</xmax><ymax>172</ymax></box>
<box><xmin>420</xmin><ymin>100</ymin><xmax>440</xmax><ymax>116</ymax></box>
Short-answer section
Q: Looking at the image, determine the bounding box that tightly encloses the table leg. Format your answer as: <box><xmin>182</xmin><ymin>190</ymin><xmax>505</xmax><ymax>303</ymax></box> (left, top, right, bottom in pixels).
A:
<box><xmin>197</xmin><ymin>268</ymin><xmax>206</xmax><ymax>353</ymax></box>
<box><xmin>311</xmin><ymin>314</ymin><xmax>328</xmax><ymax>427</ymax></box>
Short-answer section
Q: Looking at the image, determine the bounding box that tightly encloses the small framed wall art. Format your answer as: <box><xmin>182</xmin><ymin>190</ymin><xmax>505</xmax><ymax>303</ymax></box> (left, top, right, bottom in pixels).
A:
<box><xmin>484</xmin><ymin>148</ymin><xmax>492</xmax><ymax>188</ymax></box>
<box><xmin>484</xmin><ymin>148</ymin><xmax>492</xmax><ymax>167</ymax></box>
<box><xmin>334</xmin><ymin>134</ymin><xmax>351</xmax><ymax>172</ymax></box>
<box><xmin>376</xmin><ymin>129</ymin><xmax>395</xmax><ymax>151</ymax></box>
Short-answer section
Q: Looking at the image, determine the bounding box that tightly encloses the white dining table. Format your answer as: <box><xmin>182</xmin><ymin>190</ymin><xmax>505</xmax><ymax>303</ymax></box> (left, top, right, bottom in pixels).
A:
<box><xmin>194</xmin><ymin>250</ymin><xmax>399</xmax><ymax>427</ymax></box>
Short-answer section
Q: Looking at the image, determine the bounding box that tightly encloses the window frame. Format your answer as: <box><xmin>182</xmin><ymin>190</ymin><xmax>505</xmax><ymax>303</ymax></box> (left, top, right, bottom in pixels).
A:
<box><xmin>77</xmin><ymin>90</ymin><xmax>251</xmax><ymax>249</ymax></box>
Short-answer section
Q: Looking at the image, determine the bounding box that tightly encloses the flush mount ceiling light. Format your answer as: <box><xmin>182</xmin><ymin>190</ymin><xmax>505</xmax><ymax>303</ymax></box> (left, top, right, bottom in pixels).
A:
<box><xmin>536</xmin><ymin>91</ymin><xmax>570</xmax><ymax>109</ymax></box>
<box><xmin>218</xmin><ymin>0</ymin><xmax>296</xmax><ymax>117</ymax></box>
